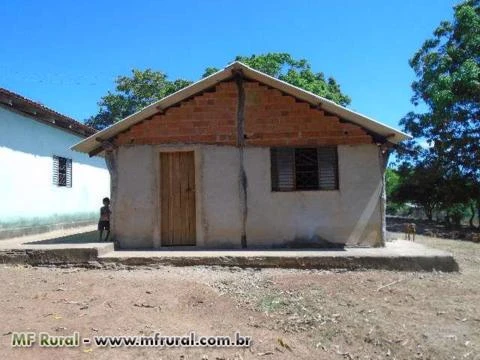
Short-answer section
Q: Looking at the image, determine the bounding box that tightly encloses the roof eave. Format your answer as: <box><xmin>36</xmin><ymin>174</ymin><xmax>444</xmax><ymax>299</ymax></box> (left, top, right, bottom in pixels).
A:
<box><xmin>0</xmin><ymin>88</ymin><xmax>95</xmax><ymax>138</ymax></box>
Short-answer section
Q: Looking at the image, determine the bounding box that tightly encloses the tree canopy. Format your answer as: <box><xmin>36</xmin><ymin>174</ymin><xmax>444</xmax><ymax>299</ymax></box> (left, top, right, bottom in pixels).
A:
<box><xmin>85</xmin><ymin>69</ymin><xmax>191</xmax><ymax>130</ymax></box>
<box><xmin>394</xmin><ymin>0</ymin><xmax>480</xmax><ymax>226</ymax></box>
<box><xmin>203</xmin><ymin>53</ymin><xmax>351</xmax><ymax>106</ymax></box>
<box><xmin>86</xmin><ymin>53</ymin><xmax>351</xmax><ymax>130</ymax></box>
<box><xmin>399</xmin><ymin>0</ymin><xmax>480</xmax><ymax>178</ymax></box>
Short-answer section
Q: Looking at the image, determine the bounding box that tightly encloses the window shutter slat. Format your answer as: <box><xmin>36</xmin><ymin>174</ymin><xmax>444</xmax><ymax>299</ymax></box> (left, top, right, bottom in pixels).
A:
<box><xmin>271</xmin><ymin>148</ymin><xmax>295</xmax><ymax>191</ymax></box>
<box><xmin>66</xmin><ymin>159</ymin><xmax>72</xmax><ymax>188</ymax></box>
<box><xmin>318</xmin><ymin>147</ymin><xmax>338</xmax><ymax>190</ymax></box>
<box><xmin>52</xmin><ymin>156</ymin><xmax>59</xmax><ymax>185</ymax></box>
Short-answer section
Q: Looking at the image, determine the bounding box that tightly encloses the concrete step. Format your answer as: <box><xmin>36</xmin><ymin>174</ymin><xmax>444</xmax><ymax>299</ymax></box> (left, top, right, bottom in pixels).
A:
<box><xmin>0</xmin><ymin>243</ymin><xmax>113</xmax><ymax>266</ymax></box>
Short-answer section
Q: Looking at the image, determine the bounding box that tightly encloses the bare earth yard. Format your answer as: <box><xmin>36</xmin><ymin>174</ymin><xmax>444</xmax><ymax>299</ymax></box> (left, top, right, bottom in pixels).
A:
<box><xmin>0</xmin><ymin>234</ymin><xmax>479</xmax><ymax>360</ymax></box>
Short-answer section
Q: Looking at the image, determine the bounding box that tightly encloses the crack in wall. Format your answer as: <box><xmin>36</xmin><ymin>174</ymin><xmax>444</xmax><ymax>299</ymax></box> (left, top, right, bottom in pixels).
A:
<box><xmin>235</xmin><ymin>73</ymin><xmax>248</xmax><ymax>248</ymax></box>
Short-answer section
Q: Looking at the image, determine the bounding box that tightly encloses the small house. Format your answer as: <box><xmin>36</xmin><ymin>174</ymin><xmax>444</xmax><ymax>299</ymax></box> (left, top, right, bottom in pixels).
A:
<box><xmin>73</xmin><ymin>62</ymin><xmax>409</xmax><ymax>249</ymax></box>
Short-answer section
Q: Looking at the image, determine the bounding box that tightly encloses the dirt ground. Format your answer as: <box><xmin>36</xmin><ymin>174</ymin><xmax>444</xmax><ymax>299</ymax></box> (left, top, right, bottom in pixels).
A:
<box><xmin>387</xmin><ymin>216</ymin><xmax>480</xmax><ymax>242</ymax></box>
<box><xmin>0</xmin><ymin>234</ymin><xmax>479</xmax><ymax>360</ymax></box>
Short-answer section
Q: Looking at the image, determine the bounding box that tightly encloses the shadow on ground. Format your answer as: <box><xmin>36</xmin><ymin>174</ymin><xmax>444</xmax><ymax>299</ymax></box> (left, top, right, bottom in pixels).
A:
<box><xmin>26</xmin><ymin>232</ymin><xmax>347</xmax><ymax>250</ymax></box>
<box><xmin>25</xmin><ymin>231</ymin><xmax>100</xmax><ymax>245</ymax></box>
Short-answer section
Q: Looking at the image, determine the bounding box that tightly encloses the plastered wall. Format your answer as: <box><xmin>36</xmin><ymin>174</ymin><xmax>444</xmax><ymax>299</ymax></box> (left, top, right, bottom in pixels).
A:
<box><xmin>113</xmin><ymin>143</ymin><xmax>383</xmax><ymax>248</ymax></box>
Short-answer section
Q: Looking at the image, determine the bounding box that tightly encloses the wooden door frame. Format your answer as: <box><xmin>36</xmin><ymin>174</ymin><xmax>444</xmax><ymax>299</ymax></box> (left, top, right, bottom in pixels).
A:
<box><xmin>154</xmin><ymin>146</ymin><xmax>203</xmax><ymax>248</ymax></box>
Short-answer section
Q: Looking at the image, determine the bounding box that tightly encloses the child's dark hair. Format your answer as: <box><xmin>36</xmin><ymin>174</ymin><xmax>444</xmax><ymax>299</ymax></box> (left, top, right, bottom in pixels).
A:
<box><xmin>103</xmin><ymin>197</ymin><xmax>110</xmax><ymax>203</ymax></box>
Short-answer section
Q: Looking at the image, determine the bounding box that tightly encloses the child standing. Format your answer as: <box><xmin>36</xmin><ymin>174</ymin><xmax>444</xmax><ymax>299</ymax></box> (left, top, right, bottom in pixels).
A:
<box><xmin>98</xmin><ymin>197</ymin><xmax>111</xmax><ymax>242</ymax></box>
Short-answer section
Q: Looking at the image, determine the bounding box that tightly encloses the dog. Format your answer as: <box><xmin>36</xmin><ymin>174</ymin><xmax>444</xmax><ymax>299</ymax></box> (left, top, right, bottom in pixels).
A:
<box><xmin>403</xmin><ymin>223</ymin><xmax>416</xmax><ymax>241</ymax></box>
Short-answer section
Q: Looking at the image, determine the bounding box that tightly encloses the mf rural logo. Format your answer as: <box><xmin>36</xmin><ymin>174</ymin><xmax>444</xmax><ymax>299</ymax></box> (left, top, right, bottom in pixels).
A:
<box><xmin>11</xmin><ymin>332</ymin><xmax>82</xmax><ymax>347</ymax></box>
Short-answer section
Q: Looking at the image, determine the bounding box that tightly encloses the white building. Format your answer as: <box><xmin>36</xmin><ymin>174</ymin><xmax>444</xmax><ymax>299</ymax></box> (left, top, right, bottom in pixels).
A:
<box><xmin>0</xmin><ymin>88</ymin><xmax>110</xmax><ymax>239</ymax></box>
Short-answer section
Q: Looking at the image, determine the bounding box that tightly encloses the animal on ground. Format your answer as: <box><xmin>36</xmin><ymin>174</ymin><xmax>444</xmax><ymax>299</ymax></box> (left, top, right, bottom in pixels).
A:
<box><xmin>403</xmin><ymin>223</ymin><xmax>416</xmax><ymax>241</ymax></box>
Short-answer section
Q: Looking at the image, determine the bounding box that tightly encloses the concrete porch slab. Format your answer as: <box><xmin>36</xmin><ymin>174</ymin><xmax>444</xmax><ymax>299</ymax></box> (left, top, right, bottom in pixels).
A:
<box><xmin>98</xmin><ymin>240</ymin><xmax>458</xmax><ymax>272</ymax></box>
<box><xmin>0</xmin><ymin>227</ymin><xmax>458</xmax><ymax>271</ymax></box>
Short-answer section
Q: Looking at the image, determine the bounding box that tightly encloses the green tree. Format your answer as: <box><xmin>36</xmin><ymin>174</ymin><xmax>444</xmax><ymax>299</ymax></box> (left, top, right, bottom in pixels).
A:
<box><xmin>204</xmin><ymin>53</ymin><xmax>351</xmax><ymax>106</ymax></box>
<box><xmin>385</xmin><ymin>168</ymin><xmax>408</xmax><ymax>215</ymax></box>
<box><xmin>86</xmin><ymin>69</ymin><xmax>191</xmax><ymax>130</ymax></box>
<box><xmin>392</xmin><ymin>157</ymin><xmax>477</xmax><ymax>225</ymax></box>
<box><xmin>202</xmin><ymin>67</ymin><xmax>219</xmax><ymax>78</ymax></box>
<box><xmin>438</xmin><ymin>171</ymin><xmax>475</xmax><ymax>225</ymax></box>
<box><xmin>399</xmin><ymin>0</ymin><xmax>480</xmax><ymax>223</ymax></box>
<box><xmin>391</xmin><ymin>162</ymin><xmax>445</xmax><ymax>221</ymax></box>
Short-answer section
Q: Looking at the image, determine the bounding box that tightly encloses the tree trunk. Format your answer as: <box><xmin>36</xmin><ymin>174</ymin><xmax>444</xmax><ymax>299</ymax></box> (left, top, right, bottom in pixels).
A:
<box><xmin>477</xmin><ymin>199</ymin><xmax>480</xmax><ymax>230</ymax></box>
<box><xmin>469</xmin><ymin>203</ymin><xmax>475</xmax><ymax>228</ymax></box>
<box><xmin>424</xmin><ymin>205</ymin><xmax>433</xmax><ymax>221</ymax></box>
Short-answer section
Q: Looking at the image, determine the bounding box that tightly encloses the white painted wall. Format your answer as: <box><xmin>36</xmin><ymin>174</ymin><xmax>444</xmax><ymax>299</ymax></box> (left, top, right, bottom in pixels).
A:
<box><xmin>114</xmin><ymin>143</ymin><xmax>383</xmax><ymax>248</ymax></box>
<box><xmin>0</xmin><ymin>106</ymin><xmax>110</xmax><ymax>237</ymax></box>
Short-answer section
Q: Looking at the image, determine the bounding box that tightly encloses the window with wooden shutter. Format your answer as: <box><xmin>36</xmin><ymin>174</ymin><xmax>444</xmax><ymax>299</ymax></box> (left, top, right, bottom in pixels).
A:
<box><xmin>53</xmin><ymin>156</ymin><xmax>72</xmax><ymax>188</ymax></box>
<box><xmin>271</xmin><ymin>147</ymin><xmax>338</xmax><ymax>191</ymax></box>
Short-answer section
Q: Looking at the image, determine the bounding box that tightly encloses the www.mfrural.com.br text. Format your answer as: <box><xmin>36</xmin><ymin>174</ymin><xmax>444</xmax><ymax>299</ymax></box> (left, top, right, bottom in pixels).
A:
<box><xmin>11</xmin><ymin>331</ymin><xmax>252</xmax><ymax>348</ymax></box>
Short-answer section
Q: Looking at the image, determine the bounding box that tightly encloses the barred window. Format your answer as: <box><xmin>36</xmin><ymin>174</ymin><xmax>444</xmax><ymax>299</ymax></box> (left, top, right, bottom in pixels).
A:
<box><xmin>53</xmin><ymin>156</ymin><xmax>72</xmax><ymax>187</ymax></box>
<box><xmin>271</xmin><ymin>147</ymin><xmax>338</xmax><ymax>191</ymax></box>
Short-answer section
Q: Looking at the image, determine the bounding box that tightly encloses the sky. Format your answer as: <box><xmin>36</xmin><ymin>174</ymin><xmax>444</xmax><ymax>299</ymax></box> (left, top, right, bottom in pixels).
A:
<box><xmin>1</xmin><ymin>0</ymin><xmax>459</xmax><ymax>131</ymax></box>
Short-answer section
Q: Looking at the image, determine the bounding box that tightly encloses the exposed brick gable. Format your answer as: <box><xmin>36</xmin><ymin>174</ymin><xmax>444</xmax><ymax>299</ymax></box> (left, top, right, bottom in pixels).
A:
<box><xmin>116</xmin><ymin>81</ymin><xmax>238</xmax><ymax>146</ymax></box>
<box><xmin>115</xmin><ymin>79</ymin><xmax>373</xmax><ymax>147</ymax></box>
<box><xmin>243</xmin><ymin>81</ymin><xmax>372</xmax><ymax>146</ymax></box>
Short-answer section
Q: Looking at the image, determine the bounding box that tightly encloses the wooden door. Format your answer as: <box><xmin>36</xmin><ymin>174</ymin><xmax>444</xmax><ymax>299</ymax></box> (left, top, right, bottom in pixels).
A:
<box><xmin>160</xmin><ymin>151</ymin><xmax>196</xmax><ymax>246</ymax></box>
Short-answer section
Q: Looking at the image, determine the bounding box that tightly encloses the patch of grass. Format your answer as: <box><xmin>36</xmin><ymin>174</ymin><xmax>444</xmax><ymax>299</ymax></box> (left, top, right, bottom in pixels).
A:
<box><xmin>320</xmin><ymin>326</ymin><xmax>341</xmax><ymax>341</ymax></box>
<box><xmin>258</xmin><ymin>294</ymin><xmax>288</xmax><ymax>313</ymax></box>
